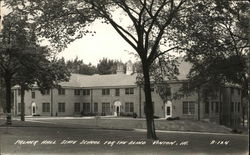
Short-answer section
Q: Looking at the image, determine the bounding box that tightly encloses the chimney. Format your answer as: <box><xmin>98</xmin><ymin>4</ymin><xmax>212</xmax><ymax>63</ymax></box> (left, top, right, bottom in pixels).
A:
<box><xmin>126</xmin><ymin>60</ymin><xmax>133</xmax><ymax>75</ymax></box>
<box><xmin>116</xmin><ymin>62</ymin><xmax>124</xmax><ymax>74</ymax></box>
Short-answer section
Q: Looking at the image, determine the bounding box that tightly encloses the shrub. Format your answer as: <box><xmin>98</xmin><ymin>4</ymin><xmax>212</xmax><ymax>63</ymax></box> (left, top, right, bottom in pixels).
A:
<box><xmin>154</xmin><ymin>116</ymin><xmax>160</xmax><ymax>119</ymax></box>
<box><xmin>133</xmin><ymin>113</ymin><xmax>137</xmax><ymax>118</ymax></box>
<box><xmin>232</xmin><ymin>128</ymin><xmax>242</xmax><ymax>134</ymax></box>
<box><xmin>166</xmin><ymin>117</ymin><xmax>180</xmax><ymax>121</ymax></box>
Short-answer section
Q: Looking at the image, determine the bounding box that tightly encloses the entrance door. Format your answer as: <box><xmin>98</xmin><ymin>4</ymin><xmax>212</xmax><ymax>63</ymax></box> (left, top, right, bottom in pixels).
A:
<box><xmin>116</xmin><ymin>106</ymin><xmax>120</xmax><ymax>116</ymax></box>
<box><xmin>113</xmin><ymin>101</ymin><xmax>121</xmax><ymax>116</ymax></box>
<box><xmin>165</xmin><ymin>101</ymin><xmax>172</xmax><ymax>118</ymax></box>
<box><xmin>31</xmin><ymin>102</ymin><xmax>36</xmax><ymax>116</ymax></box>
<box><xmin>166</xmin><ymin>107</ymin><xmax>171</xmax><ymax>115</ymax></box>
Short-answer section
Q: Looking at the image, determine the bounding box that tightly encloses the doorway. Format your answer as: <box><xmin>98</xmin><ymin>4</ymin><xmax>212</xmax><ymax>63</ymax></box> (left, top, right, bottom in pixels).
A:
<box><xmin>116</xmin><ymin>106</ymin><xmax>120</xmax><ymax>116</ymax></box>
<box><xmin>165</xmin><ymin>101</ymin><xmax>172</xmax><ymax>118</ymax></box>
<box><xmin>31</xmin><ymin>102</ymin><xmax>36</xmax><ymax>116</ymax></box>
<box><xmin>113</xmin><ymin>101</ymin><xmax>121</xmax><ymax>116</ymax></box>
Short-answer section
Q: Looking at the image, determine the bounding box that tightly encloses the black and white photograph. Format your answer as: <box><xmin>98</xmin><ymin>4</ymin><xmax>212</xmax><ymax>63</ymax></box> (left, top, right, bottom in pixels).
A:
<box><xmin>0</xmin><ymin>0</ymin><xmax>249</xmax><ymax>154</ymax></box>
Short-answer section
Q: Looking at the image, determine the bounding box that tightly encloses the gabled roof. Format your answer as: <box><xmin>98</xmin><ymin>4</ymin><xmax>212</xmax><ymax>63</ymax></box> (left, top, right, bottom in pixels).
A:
<box><xmin>61</xmin><ymin>73</ymin><xmax>138</xmax><ymax>88</ymax></box>
<box><xmin>59</xmin><ymin>58</ymin><xmax>192</xmax><ymax>88</ymax></box>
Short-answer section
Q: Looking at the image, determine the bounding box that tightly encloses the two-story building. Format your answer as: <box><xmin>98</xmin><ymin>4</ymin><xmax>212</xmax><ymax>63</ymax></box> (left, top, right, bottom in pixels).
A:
<box><xmin>11</xmin><ymin>60</ymin><xmax>242</xmax><ymax>127</ymax></box>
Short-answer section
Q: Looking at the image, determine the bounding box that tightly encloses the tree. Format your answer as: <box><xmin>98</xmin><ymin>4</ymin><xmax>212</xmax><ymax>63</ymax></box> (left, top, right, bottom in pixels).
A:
<box><xmin>0</xmin><ymin>6</ymin><xmax>70</xmax><ymax>123</ymax></box>
<box><xmin>0</xmin><ymin>9</ymin><xmax>30</xmax><ymax>124</ymax></box>
<box><xmin>97</xmin><ymin>58</ymin><xmax>119</xmax><ymax>74</ymax></box>
<box><xmin>135</xmin><ymin>54</ymin><xmax>179</xmax><ymax>103</ymax></box>
<box><xmin>84</xmin><ymin>4</ymin><xmax>187</xmax><ymax>138</ymax></box>
<box><xmin>11</xmin><ymin>0</ymin><xmax>195</xmax><ymax>139</ymax></box>
<box><xmin>173</xmin><ymin>0</ymin><xmax>249</xmax><ymax>126</ymax></box>
<box><xmin>66</xmin><ymin>57</ymin><xmax>97</xmax><ymax>75</ymax></box>
<box><xmin>36</xmin><ymin>57</ymin><xmax>70</xmax><ymax>91</ymax></box>
<box><xmin>0</xmin><ymin>77</ymin><xmax>6</xmax><ymax>113</ymax></box>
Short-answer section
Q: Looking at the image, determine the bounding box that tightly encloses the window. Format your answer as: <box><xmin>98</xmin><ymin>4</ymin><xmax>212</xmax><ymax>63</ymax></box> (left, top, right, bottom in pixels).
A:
<box><xmin>42</xmin><ymin>103</ymin><xmax>50</xmax><ymax>112</ymax></box>
<box><xmin>238</xmin><ymin>89</ymin><xmax>241</xmax><ymax>96</ymax></box>
<box><xmin>230</xmin><ymin>88</ymin><xmax>234</xmax><ymax>95</ymax></box>
<box><xmin>31</xmin><ymin>92</ymin><xmax>35</xmax><ymax>99</ymax></box>
<box><xmin>235</xmin><ymin>102</ymin><xmax>237</xmax><ymax>113</ymax></box>
<box><xmin>125</xmin><ymin>102</ymin><xmax>134</xmax><ymax>113</ymax></box>
<box><xmin>215</xmin><ymin>102</ymin><xmax>219</xmax><ymax>113</ymax></box>
<box><xmin>58</xmin><ymin>88</ymin><xmax>65</xmax><ymax>95</ymax></box>
<box><xmin>211</xmin><ymin>102</ymin><xmax>214</xmax><ymax>112</ymax></box>
<box><xmin>58</xmin><ymin>102</ymin><xmax>65</xmax><ymax>112</ymax></box>
<box><xmin>231</xmin><ymin>102</ymin><xmax>234</xmax><ymax>112</ymax></box>
<box><xmin>41</xmin><ymin>89</ymin><xmax>50</xmax><ymax>95</ymax></box>
<box><xmin>102</xmin><ymin>89</ymin><xmax>110</xmax><ymax>95</ymax></box>
<box><xmin>94</xmin><ymin>103</ymin><xmax>98</xmax><ymax>113</ymax></box>
<box><xmin>102</xmin><ymin>102</ymin><xmax>110</xmax><ymax>113</ymax></box>
<box><xmin>74</xmin><ymin>103</ymin><xmax>80</xmax><ymax>112</ymax></box>
<box><xmin>125</xmin><ymin>88</ymin><xmax>134</xmax><ymax>95</ymax></box>
<box><xmin>183</xmin><ymin>101</ymin><xmax>195</xmax><ymax>115</ymax></box>
<box><xmin>182</xmin><ymin>82</ymin><xmax>190</xmax><ymax>93</ymax></box>
<box><xmin>74</xmin><ymin>89</ymin><xmax>81</xmax><ymax>95</ymax></box>
<box><xmin>83</xmin><ymin>103</ymin><xmax>90</xmax><ymax>113</ymax></box>
<box><xmin>205</xmin><ymin>101</ymin><xmax>209</xmax><ymax>114</ymax></box>
<box><xmin>166</xmin><ymin>87</ymin><xmax>171</xmax><ymax>96</ymax></box>
<box><xmin>83</xmin><ymin>89</ymin><xmax>90</xmax><ymax>96</ymax></box>
<box><xmin>115</xmin><ymin>88</ymin><xmax>120</xmax><ymax>96</ymax></box>
<box><xmin>238</xmin><ymin>102</ymin><xmax>240</xmax><ymax>112</ymax></box>
<box><xmin>18</xmin><ymin>103</ymin><xmax>21</xmax><ymax>113</ymax></box>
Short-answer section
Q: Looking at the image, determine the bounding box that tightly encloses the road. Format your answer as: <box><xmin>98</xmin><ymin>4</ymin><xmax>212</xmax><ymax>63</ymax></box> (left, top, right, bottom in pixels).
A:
<box><xmin>0</xmin><ymin>120</ymin><xmax>248</xmax><ymax>155</ymax></box>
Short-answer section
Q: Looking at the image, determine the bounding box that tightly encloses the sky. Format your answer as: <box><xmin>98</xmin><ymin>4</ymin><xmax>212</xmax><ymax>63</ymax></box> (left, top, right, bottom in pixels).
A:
<box><xmin>58</xmin><ymin>20</ymin><xmax>137</xmax><ymax>66</ymax></box>
<box><xmin>1</xmin><ymin>4</ymin><xmax>180</xmax><ymax>66</ymax></box>
<box><xmin>1</xmin><ymin>4</ymin><xmax>137</xmax><ymax>66</ymax></box>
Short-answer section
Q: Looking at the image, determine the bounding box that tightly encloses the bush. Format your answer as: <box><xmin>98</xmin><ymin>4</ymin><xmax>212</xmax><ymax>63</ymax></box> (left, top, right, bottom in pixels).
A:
<box><xmin>154</xmin><ymin>116</ymin><xmax>160</xmax><ymax>119</ymax></box>
<box><xmin>166</xmin><ymin>117</ymin><xmax>180</xmax><ymax>121</ymax></box>
<box><xmin>81</xmin><ymin>112</ymin><xmax>98</xmax><ymax>116</ymax></box>
<box><xmin>120</xmin><ymin>112</ymin><xmax>137</xmax><ymax>118</ymax></box>
<box><xmin>133</xmin><ymin>113</ymin><xmax>137</xmax><ymax>118</ymax></box>
<box><xmin>231</xmin><ymin>128</ymin><xmax>242</xmax><ymax>134</ymax></box>
<box><xmin>175</xmin><ymin>117</ymin><xmax>180</xmax><ymax>120</ymax></box>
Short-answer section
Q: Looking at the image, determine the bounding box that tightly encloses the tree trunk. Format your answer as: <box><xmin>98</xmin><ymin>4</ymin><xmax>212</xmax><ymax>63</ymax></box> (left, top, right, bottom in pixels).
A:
<box><xmin>197</xmin><ymin>87</ymin><xmax>200</xmax><ymax>121</ymax></box>
<box><xmin>4</xmin><ymin>75</ymin><xmax>12</xmax><ymax>125</ymax></box>
<box><xmin>219</xmin><ymin>87</ymin><xmax>222</xmax><ymax>125</ymax></box>
<box><xmin>242</xmin><ymin>106</ymin><xmax>245</xmax><ymax>127</ymax></box>
<box><xmin>240</xmin><ymin>90</ymin><xmax>243</xmax><ymax>127</ymax></box>
<box><xmin>142</xmin><ymin>62</ymin><xmax>157</xmax><ymax>140</ymax></box>
<box><xmin>20</xmin><ymin>85</ymin><xmax>25</xmax><ymax>121</ymax></box>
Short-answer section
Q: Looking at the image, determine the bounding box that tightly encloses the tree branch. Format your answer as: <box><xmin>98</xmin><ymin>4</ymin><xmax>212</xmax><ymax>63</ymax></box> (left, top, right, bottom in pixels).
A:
<box><xmin>89</xmin><ymin>1</ymin><xmax>138</xmax><ymax>50</ymax></box>
<box><xmin>152</xmin><ymin>46</ymin><xmax>179</xmax><ymax>62</ymax></box>
<box><xmin>148</xmin><ymin>0</ymin><xmax>187</xmax><ymax>63</ymax></box>
<box><xmin>144</xmin><ymin>0</ymin><xmax>169</xmax><ymax>52</ymax></box>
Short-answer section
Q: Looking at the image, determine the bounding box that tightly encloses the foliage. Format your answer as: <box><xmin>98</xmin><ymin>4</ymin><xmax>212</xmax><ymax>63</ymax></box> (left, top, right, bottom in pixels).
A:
<box><xmin>0</xmin><ymin>7</ymin><xmax>70</xmax><ymax>90</ymax></box>
<box><xmin>36</xmin><ymin>57</ymin><xmax>70</xmax><ymax>90</ymax></box>
<box><xmin>135</xmin><ymin>54</ymin><xmax>179</xmax><ymax>102</ymax></box>
<box><xmin>0</xmin><ymin>6</ymin><xmax>70</xmax><ymax>122</ymax></box>
<box><xmin>0</xmin><ymin>79</ymin><xmax>6</xmax><ymax>112</ymax></box>
<box><xmin>65</xmin><ymin>57</ymin><xmax>123</xmax><ymax>75</ymax></box>
<box><xmin>66</xmin><ymin>57</ymin><xmax>98</xmax><ymax>75</ymax></box>
<box><xmin>6</xmin><ymin>0</ymin><xmax>197</xmax><ymax>139</ymax></box>
<box><xmin>4</xmin><ymin>0</ymin><xmax>97</xmax><ymax>51</ymax></box>
<box><xmin>171</xmin><ymin>0</ymin><xmax>249</xmax><ymax>96</ymax></box>
<box><xmin>97</xmin><ymin>58</ymin><xmax>120</xmax><ymax>74</ymax></box>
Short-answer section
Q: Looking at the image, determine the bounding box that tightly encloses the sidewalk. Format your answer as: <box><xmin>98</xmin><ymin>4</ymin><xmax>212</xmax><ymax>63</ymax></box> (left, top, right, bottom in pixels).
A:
<box><xmin>0</xmin><ymin>116</ymin><xmax>248</xmax><ymax>135</ymax></box>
